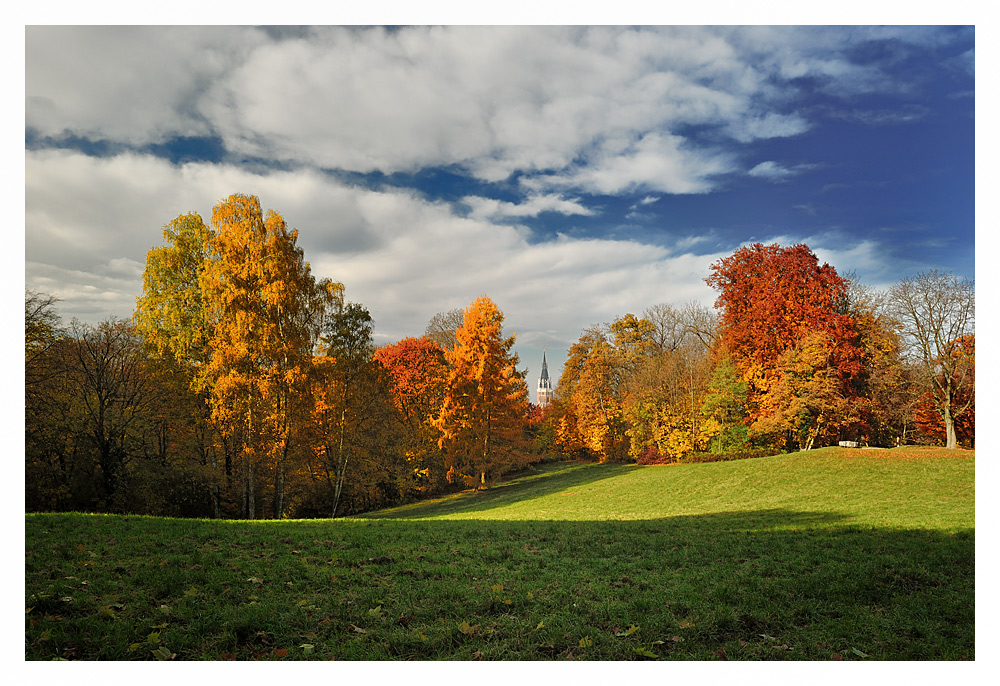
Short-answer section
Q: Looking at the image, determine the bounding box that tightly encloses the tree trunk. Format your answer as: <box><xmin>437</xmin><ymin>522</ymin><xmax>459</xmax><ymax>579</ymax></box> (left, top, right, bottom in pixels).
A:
<box><xmin>944</xmin><ymin>402</ymin><xmax>957</xmax><ymax>449</ymax></box>
<box><xmin>273</xmin><ymin>441</ymin><xmax>287</xmax><ymax>518</ymax></box>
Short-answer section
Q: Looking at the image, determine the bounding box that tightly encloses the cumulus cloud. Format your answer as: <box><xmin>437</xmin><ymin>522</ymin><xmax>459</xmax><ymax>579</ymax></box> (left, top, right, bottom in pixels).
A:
<box><xmin>26</xmin><ymin>151</ymin><xmax>912</xmax><ymax>358</ymax></box>
<box><xmin>23</xmin><ymin>151</ymin><xmax>719</xmax><ymax>347</ymax></box>
<box><xmin>25</xmin><ymin>26</ymin><xmax>956</xmax><ymax>198</ymax></box>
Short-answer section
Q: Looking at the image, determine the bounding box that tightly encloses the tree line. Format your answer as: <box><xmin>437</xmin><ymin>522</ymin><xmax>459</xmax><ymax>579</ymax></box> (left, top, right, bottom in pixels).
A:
<box><xmin>25</xmin><ymin>195</ymin><xmax>974</xmax><ymax>518</ymax></box>
<box><xmin>547</xmin><ymin>243</ymin><xmax>974</xmax><ymax>464</ymax></box>
<box><xmin>26</xmin><ymin>194</ymin><xmax>532</xmax><ymax>518</ymax></box>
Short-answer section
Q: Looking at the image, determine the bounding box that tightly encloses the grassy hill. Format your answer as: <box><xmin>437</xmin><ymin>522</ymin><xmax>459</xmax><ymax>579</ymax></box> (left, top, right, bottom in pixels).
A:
<box><xmin>25</xmin><ymin>446</ymin><xmax>974</xmax><ymax>660</ymax></box>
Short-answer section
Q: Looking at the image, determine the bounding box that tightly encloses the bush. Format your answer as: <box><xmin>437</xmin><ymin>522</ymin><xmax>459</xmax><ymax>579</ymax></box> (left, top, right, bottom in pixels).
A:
<box><xmin>681</xmin><ymin>448</ymin><xmax>780</xmax><ymax>464</ymax></box>
<box><xmin>635</xmin><ymin>446</ymin><xmax>677</xmax><ymax>465</ymax></box>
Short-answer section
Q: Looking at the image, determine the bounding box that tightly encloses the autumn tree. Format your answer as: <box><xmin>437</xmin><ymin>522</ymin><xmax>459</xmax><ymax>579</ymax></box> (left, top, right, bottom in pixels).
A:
<box><xmin>374</xmin><ymin>336</ymin><xmax>450</xmax><ymax>491</ymax></box>
<box><xmin>699</xmin><ymin>357</ymin><xmax>750</xmax><ymax>454</ymax></box>
<box><xmin>622</xmin><ymin>309</ymin><xmax>714</xmax><ymax>462</ymax></box>
<box><xmin>199</xmin><ymin>194</ymin><xmax>337</xmax><ymax>518</ymax></box>
<box><xmin>887</xmin><ymin>271</ymin><xmax>974</xmax><ymax>449</ymax></box>
<box><xmin>706</xmin><ymin>243</ymin><xmax>862</xmax><ymax>444</ymax></box>
<box><xmin>135</xmin><ymin>212</ymin><xmax>213</xmax><ymax>365</ymax></box>
<box><xmin>912</xmin><ymin>334</ymin><xmax>974</xmax><ymax>448</ymax></box>
<box><xmin>25</xmin><ymin>292</ymin><xmax>84</xmax><ymax>510</ymax></box>
<box><xmin>434</xmin><ymin>296</ymin><xmax>529</xmax><ymax>487</ymax></box>
<box><xmin>134</xmin><ymin>212</ymin><xmax>225</xmax><ymax>515</ymax></box>
<box><xmin>842</xmin><ymin>278</ymin><xmax>914</xmax><ymax>446</ymax></box>
<box><xmin>309</xmin><ymin>301</ymin><xmax>404</xmax><ymax>517</ymax></box>
<box><xmin>751</xmin><ymin>331</ymin><xmax>856</xmax><ymax>450</ymax></box>
<box><xmin>552</xmin><ymin>326</ymin><xmax>628</xmax><ymax>461</ymax></box>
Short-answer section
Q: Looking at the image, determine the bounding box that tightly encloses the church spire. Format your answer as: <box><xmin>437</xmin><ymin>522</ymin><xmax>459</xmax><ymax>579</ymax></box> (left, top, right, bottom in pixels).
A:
<box><xmin>537</xmin><ymin>349</ymin><xmax>553</xmax><ymax>408</ymax></box>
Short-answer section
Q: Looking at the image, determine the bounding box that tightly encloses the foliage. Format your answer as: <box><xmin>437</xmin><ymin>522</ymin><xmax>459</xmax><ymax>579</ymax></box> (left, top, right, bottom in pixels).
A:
<box><xmin>751</xmin><ymin>332</ymin><xmax>856</xmax><ymax>451</ymax></box>
<box><xmin>434</xmin><ymin>296</ymin><xmax>530</xmax><ymax>488</ymax></box>
<box><xmin>134</xmin><ymin>212</ymin><xmax>212</xmax><ymax>366</ymax></box>
<box><xmin>707</xmin><ymin>243</ymin><xmax>860</xmax><ymax>380</ymax></box>
<box><xmin>305</xmin><ymin>301</ymin><xmax>407</xmax><ymax>517</ymax></box>
<box><xmin>374</xmin><ymin>337</ymin><xmax>450</xmax><ymax>491</ymax></box>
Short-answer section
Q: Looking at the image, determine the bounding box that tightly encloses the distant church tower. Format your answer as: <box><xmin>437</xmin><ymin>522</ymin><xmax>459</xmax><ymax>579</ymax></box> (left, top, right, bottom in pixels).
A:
<box><xmin>537</xmin><ymin>350</ymin><xmax>554</xmax><ymax>408</ymax></box>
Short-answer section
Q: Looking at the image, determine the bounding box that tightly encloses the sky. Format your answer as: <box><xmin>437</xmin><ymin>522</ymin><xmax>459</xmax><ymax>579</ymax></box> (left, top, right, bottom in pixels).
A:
<box><xmin>23</xmin><ymin>23</ymin><xmax>976</xmax><ymax>402</ymax></box>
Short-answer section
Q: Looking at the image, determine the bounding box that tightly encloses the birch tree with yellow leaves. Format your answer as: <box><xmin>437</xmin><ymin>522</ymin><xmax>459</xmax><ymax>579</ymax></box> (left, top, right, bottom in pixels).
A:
<box><xmin>198</xmin><ymin>194</ymin><xmax>338</xmax><ymax>518</ymax></box>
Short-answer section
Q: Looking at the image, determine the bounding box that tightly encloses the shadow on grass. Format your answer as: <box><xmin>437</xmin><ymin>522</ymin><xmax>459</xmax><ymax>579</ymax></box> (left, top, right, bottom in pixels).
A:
<box><xmin>25</xmin><ymin>507</ymin><xmax>974</xmax><ymax>660</ymax></box>
<box><xmin>363</xmin><ymin>461</ymin><xmax>639</xmax><ymax>519</ymax></box>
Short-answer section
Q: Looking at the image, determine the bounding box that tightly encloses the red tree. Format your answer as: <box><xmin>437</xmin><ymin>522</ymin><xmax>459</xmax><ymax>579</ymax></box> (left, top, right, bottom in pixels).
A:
<box><xmin>374</xmin><ymin>337</ymin><xmax>450</xmax><ymax>490</ymax></box>
<box><xmin>706</xmin><ymin>243</ymin><xmax>862</xmax><ymax>439</ymax></box>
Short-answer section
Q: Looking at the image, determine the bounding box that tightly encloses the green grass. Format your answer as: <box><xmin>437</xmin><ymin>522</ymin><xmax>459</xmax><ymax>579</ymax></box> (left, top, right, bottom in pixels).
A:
<box><xmin>25</xmin><ymin>446</ymin><xmax>974</xmax><ymax>660</ymax></box>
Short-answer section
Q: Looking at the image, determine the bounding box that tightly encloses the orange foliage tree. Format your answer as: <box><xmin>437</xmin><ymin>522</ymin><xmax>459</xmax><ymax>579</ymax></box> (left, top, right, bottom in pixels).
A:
<box><xmin>374</xmin><ymin>336</ymin><xmax>450</xmax><ymax>491</ymax></box>
<box><xmin>706</xmin><ymin>243</ymin><xmax>862</xmax><ymax>445</ymax></box>
<box><xmin>199</xmin><ymin>194</ymin><xmax>337</xmax><ymax>518</ymax></box>
<box><xmin>433</xmin><ymin>296</ymin><xmax>529</xmax><ymax>488</ymax></box>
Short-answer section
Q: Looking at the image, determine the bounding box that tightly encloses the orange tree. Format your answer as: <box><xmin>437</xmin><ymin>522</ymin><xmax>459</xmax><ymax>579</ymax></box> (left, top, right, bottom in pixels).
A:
<box><xmin>433</xmin><ymin>296</ymin><xmax>529</xmax><ymax>488</ymax></box>
<box><xmin>374</xmin><ymin>336</ymin><xmax>450</xmax><ymax>492</ymax></box>
<box><xmin>198</xmin><ymin>194</ymin><xmax>337</xmax><ymax>518</ymax></box>
<box><xmin>706</xmin><ymin>243</ymin><xmax>862</xmax><ymax>447</ymax></box>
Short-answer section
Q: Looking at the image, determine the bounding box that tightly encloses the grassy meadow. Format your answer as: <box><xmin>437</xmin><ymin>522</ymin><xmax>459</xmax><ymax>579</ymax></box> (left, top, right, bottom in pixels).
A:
<box><xmin>25</xmin><ymin>446</ymin><xmax>974</xmax><ymax>660</ymax></box>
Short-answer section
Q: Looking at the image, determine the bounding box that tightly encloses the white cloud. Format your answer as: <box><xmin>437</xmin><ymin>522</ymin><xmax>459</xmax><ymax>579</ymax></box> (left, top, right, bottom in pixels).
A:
<box><xmin>24</xmin><ymin>151</ymin><xmax>724</xmax><ymax>348</ymax></box>
<box><xmin>748</xmin><ymin>160</ymin><xmax>796</xmax><ymax>181</ymax></box>
<box><xmin>748</xmin><ymin>160</ymin><xmax>818</xmax><ymax>182</ymax></box>
<box><xmin>462</xmin><ymin>194</ymin><xmax>596</xmax><ymax>222</ymax></box>
<box><xmin>26</xmin><ymin>26</ymin><xmax>953</xmax><ymax>198</ymax></box>
<box><xmin>26</xmin><ymin>26</ymin><xmax>264</xmax><ymax>144</ymax></box>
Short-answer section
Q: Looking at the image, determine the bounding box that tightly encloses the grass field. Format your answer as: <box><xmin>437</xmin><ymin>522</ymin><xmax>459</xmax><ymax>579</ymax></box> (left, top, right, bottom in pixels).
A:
<box><xmin>25</xmin><ymin>446</ymin><xmax>974</xmax><ymax>660</ymax></box>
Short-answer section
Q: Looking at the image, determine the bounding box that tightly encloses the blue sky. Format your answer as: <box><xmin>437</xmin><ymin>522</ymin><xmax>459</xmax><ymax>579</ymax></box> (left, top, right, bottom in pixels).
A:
<box><xmin>23</xmin><ymin>25</ymin><xmax>975</xmax><ymax>401</ymax></box>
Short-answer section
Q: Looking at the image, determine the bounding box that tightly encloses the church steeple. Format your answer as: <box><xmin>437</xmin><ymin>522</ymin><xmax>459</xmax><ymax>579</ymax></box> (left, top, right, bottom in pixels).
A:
<box><xmin>537</xmin><ymin>349</ymin><xmax>553</xmax><ymax>408</ymax></box>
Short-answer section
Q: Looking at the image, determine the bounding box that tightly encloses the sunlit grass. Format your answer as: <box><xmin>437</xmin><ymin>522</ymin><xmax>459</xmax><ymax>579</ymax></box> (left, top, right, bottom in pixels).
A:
<box><xmin>25</xmin><ymin>447</ymin><xmax>974</xmax><ymax>660</ymax></box>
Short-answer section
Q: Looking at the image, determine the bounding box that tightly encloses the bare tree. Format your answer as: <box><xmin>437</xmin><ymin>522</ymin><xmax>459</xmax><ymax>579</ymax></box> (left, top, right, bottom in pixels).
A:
<box><xmin>888</xmin><ymin>270</ymin><xmax>974</xmax><ymax>449</ymax></box>
<box><xmin>424</xmin><ymin>308</ymin><xmax>464</xmax><ymax>351</ymax></box>
<box><xmin>70</xmin><ymin>318</ymin><xmax>154</xmax><ymax>506</ymax></box>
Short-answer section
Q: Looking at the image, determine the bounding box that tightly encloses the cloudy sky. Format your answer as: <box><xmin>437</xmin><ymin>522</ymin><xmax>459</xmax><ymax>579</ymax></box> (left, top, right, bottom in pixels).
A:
<box><xmin>24</xmin><ymin>24</ymin><xmax>975</xmax><ymax>400</ymax></box>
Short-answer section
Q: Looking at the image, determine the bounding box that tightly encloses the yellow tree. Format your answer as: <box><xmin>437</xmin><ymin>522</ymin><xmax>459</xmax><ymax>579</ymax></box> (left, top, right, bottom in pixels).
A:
<box><xmin>434</xmin><ymin>296</ymin><xmax>529</xmax><ymax>488</ymax></box>
<box><xmin>751</xmin><ymin>331</ymin><xmax>856</xmax><ymax>451</ymax></box>
<box><xmin>199</xmin><ymin>194</ymin><xmax>337</xmax><ymax>518</ymax></box>
<box><xmin>135</xmin><ymin>212</ymin><xmax>213</xmax><ymax>365</ymax></box>
<box><xmin>134</xmin><ymin>212</ymin><xmax>225</xmax><ymax>515</ymax></box>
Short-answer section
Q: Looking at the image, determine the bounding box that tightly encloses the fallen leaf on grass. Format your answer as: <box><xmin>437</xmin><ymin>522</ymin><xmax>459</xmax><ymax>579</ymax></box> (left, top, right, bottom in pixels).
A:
<box><xmin>346</xmin><ymin>624</ymin><xmax>367</xmax><ymax>634</ymax></box>
<box><xmin>633</xmin><ymin>647</ymin><xmax>658</xmax><ymax>659</ymax></box>
<box><xmin>831</xmin><ymin>653</ymin><xmax>844</xmax><ymax>660</ymax></box>
<box><xmin>851</xmin><ymin>647</ymin><xmax>869</xmax><ymax>658</ymax></box>
<box><xmin>614</xmin><ymin>625</ymin><xmax>640</xmax><ymax>637</ymax></box>
<box><xmin>457</xmin><ymin>620</ymin><xmax>478</xmax><ymax>636</ymax></box>
<box><xmin>578</xmin><ymin>636</ymin><xmax>593</xmax><ymax>648</ymax></box>
<box><xmin>151</xmin><ymin>646</ymin><xmax>175</xmax><ymax>661</ymax></box>
<box><xmin>273</xmin><ymin>648</ymin><xmax>289</xmax><ymax>658</ymax></box>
